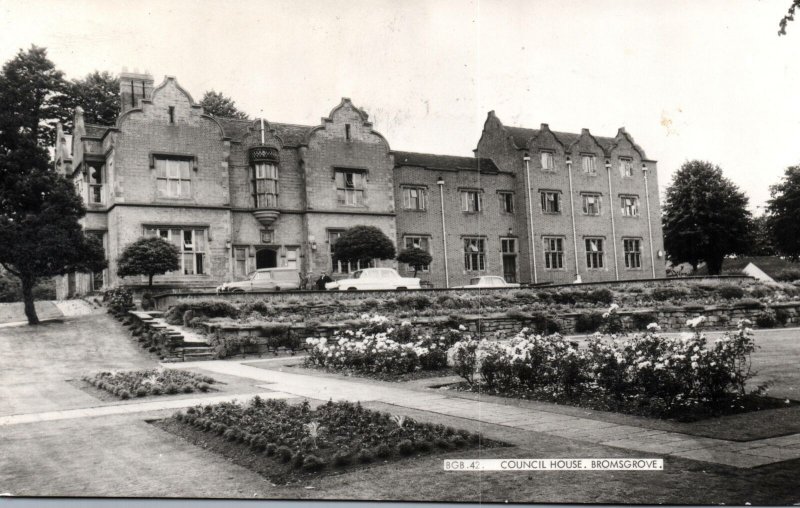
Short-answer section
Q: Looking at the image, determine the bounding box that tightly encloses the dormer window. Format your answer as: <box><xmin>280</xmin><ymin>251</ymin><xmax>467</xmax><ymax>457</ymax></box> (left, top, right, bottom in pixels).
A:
<box><xmin>582</xmin><ymin>155</ymin><xmax>597</xmax><ymax>175</ymax></box>
<box><xmin>253</xmin><ymin>163</ymin><xmax>279</xmax><ymax>208</ymax></box>
<box><xmin>619</xmin><ymin>158</ymin><xmax>633</xmax><ymax>177</ymax></box>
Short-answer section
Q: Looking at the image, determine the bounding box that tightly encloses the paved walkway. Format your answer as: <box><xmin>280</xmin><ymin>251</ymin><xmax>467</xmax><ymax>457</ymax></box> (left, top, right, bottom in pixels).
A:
<box><xmin>3</xmin><ymin>356</ymin><xmax>799</xmax><ymax>469</ymax></box>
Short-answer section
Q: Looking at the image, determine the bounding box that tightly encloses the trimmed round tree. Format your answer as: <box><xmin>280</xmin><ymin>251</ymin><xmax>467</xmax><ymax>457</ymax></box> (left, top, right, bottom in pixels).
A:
<box><xmin>396</xmin><ymin>247</ymin><xmax>432</xmax><ymax>277</ymax></box>
<box><xmin>117</xmin><ymin>237</ymin><xmax>180</xmax><ymax>287</ymax></box>
<box><xmin>332</xmin><ymin>226</ymin><xmax>396</xmax><ymax>268</ymax></box>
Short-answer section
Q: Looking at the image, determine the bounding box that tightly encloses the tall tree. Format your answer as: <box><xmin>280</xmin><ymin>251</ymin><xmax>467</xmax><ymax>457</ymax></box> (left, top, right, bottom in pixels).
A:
<box><xmin>332</xmin><ymin>226</ymin><xmax>396</xmax><ymax>267</ymax></box>
<box><xmin>662</xmin><ymin>160</ymin><xmax>752</xmax><ymax>274</ymax></box>
<box><xmin>0</xmin><ymin>46</ymin><xmax>106</xmax><ymax>324</ymax></box>
<box><xmin>766</xmin><ymin>165</ymin><xmax>800</xmax><ymax>261</ymax></box>
<box><xmin>58</xmin><ymin>71</ymin><xmax>120</xmax><ymax>130</ymax></box>
<box><xmin>117</xmin><ymin>236</ymin><xmax>180</xmax><ymax>287</ymax></box>
<box><xmin>200</xmin><ymin>90</ymin><xmax>249</xmax><ymax>119</ymax></box>
<box><xmin>0</xmin><ymin>46</ymin><xmax>66</xmax><ymax>149</ymax></box>
<box><xmin>779</xmin><ymin>0</ymin><xmax>800</xmax><ymax>35</ymax></box>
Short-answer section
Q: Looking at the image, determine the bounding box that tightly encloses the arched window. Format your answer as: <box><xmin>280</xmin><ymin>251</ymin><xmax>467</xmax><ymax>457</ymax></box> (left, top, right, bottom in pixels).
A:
<box><xmin>253</xmin><ymin>162</ymin><xmax>278</xmax><ymax>208</ymax></box>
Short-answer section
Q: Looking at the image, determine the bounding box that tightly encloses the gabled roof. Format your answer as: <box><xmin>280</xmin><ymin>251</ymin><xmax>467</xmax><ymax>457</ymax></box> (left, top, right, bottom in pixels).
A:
<box><xmin>393</xmin><ymin>151</ymin><xmax>500</xmax><ymax>173</ymax></box>
<box><xmin>215</xmin><ymin>117</ymin><xmax>312</xmax><ymax>146</ymax></box>
<box><xmin>504</xmin><ymin>126</ymin><xmax>616</xmax><ymax>152</ymax></box>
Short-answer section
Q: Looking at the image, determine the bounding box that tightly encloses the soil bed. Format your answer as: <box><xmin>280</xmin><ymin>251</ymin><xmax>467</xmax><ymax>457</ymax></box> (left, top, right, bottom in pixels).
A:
<box><xmin>82</xmin><ymin>368</ymin><xmax>218</xmax><ymax>400</ymax></box>
<box><xmin>444</xmin><ymin>382</ymin><xmax>796</xmax><ymax>422</ymax></box>
<box><xmin>155</xmin><ymin>397</ymin><xmax>505</xmax><ymax>484</ymax></box>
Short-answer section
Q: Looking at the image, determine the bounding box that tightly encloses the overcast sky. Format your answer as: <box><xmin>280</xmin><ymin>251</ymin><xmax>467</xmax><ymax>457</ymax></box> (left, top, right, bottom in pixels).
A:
<box><xmin>1</xmin><ymin>0</ymin><xmax>798</xmax><ymax>210</ymax></box>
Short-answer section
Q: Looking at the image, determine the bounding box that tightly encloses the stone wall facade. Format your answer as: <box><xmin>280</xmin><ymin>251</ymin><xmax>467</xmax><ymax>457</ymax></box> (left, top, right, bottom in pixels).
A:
<box><xmin>53</xmin><ymin>71</ymin><xmax>666</xmax><ymax>298</ymax></box>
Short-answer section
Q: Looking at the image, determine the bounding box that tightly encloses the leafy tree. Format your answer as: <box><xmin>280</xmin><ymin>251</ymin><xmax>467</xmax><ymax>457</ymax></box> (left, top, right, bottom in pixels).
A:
<box><xmin>766</xmin><ymin>165</ymin><xmax>800</xmax><ymax>261</ymax></box>
<box><xmin>58</xmin><ymin>71</ymin><xmax>120</xmax><ymax>129</ymax></box>
<box><xmin>332</xmin><ymin>226</ymin><xmax>396</xmax><ymax>267</ymax></box>
<box><xmin>200</xmin><ymin>90</ymin><xmax>249</xmax><ymax>119</ymax></box>
<box><xmin>117</xmin><ymin>236</ymin><xmax>180</xmax><ymax>287</ymax></box>
<box><xmin>748</xmin><ymin>214</ymin><xmax>777</xmax><ymax>257</ymax></box>
<box><xmin>0</xmin><ymin>168</ymin><xmax>106</xmax><ymax>324</ymax></box>
<box><xmin>396</xmin><ymin>247</ymin><xmax>432</xmax><ymax>277</ymax></box>
<box><xmin>662</xmin><ymin>160</ymin><xmax>752</xmax><ymax>275</ymax></box>
<box><xmin>0</xmin><ymin>45</ymin><xmax>66</xmax><ymax>149</ymax></box>
<box><xmin>779</xmin><ymin>0</ymin><xmax>800</xmax><ymax>35</ymax></box>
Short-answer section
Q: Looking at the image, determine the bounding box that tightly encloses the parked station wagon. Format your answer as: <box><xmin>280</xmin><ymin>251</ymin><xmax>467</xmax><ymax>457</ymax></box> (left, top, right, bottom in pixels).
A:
<box><xmin>217</xmin><ymin>268</ymin><xmax>302</xmax><ymax>292</ymax></box>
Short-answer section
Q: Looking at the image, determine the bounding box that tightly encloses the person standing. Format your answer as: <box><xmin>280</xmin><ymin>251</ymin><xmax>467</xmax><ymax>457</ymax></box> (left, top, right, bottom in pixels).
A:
<box><xmin>316</xmin><ymin>272</ymin><xmax>333</xmax><ymax>290</ymax></box>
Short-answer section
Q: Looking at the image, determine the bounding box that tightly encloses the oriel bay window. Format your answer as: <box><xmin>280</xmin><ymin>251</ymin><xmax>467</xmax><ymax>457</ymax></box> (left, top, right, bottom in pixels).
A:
<box><xmin>253</xmin><ymin>162</ymin><xmax>279</xmax><ymax>208</ymax></box>
<box><xmin>144</xmin><ymin>227</ymin><xmax>207</xmax><ymax>275</ymax></box>
<box><xmin>155</xmin><ymin>157</ymin><xmax>192</xmax><ymax>198</ymax></box>
<box><xmin>585</xmin><ymin>238</ymin><xmax>605</xmax><ymax>269</ymax></box>
<box><xmin>463</xmin><ymin>238</ymin><xmax>486</xmax><ymax>271</ymax></box>
<box><xmin>335</xmin><ymin>170</ymin><xmax>365</xmax><ymax>206</ymax></box>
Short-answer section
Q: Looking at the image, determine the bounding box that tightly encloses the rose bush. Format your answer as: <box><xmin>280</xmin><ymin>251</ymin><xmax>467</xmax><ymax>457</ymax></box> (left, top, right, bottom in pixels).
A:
<box><xmin>304</xmin><ymin>315</ymin><xmax>462</xmax><ymax>376</ymax></box>
<box><xmin>447</xmin><ymin>317</ymin><xmax>759</xmax><ymax>416</ymax></box>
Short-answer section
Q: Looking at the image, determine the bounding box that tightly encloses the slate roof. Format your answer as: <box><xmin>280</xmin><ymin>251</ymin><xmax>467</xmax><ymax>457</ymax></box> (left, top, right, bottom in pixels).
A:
<box><xmin>393</xmin><ymin>151</ymin><xmax>501</xmax><ymax>173</ymax></box>
<box><xmin>215</xmin><ymin>117</ymin><xmax>312</xmax><ymax>146</ymax></box>
<box><xmin>504</xmin><ymin>126</ymin><xmax>617</xmax><ymax>152</ymax></box>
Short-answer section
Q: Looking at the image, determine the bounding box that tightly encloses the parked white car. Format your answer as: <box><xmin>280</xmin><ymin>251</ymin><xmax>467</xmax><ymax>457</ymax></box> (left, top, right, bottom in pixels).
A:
<box><xmin>453</xmin><ymin>276</ymin><xmax>520</xmax><ymax>289</ymax></box>
<box><xmin>217</xmin><ymin>268</ymin><xmax>302</xmax><ymax>292</ymax></box>
<box><xmin>325</xmin><ymin>268</ymin><xmax>421</xmax><ymax>291</ymax></box>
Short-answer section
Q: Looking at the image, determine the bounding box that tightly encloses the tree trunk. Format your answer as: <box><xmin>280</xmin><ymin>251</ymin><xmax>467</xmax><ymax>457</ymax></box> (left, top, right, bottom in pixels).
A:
<box><xmin>707</xmin><ymin>256</ymin><xmax>723</xmax><ymax>275</ymax></box>
<box><xmin>148</xmin><ymin>274</ymin><xmax>153</xmax><ymax>287</ymax></box>
<box><xmin>21</xmin><ymin>277</ymin><xmax>40</xmax><ymax>325</ymax></box>
<box><xmin>413</xmin><ymin>267</ymin><xmax>418</xmax><ymax>277</ymax></box>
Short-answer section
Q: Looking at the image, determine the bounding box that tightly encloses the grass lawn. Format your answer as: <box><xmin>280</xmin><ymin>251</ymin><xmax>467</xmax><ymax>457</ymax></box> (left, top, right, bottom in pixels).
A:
<box><xmin>0</xmin><ymin>301</ymin><xmax>63</xmax><ymax>324</ymax></box>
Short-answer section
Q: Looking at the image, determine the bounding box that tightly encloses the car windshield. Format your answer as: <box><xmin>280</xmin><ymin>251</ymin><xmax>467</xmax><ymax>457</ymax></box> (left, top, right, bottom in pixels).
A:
<box><xmin>253</xmin><ymin>272</ymin><xmax>272</xmax><ymax>281</ymax></box>
<box><xmin>470</xmin><ymin>277</ymin><xmax>482</xmax><ymax>285</ymax></box>
<box><xmin>352</xmin><ymin>270</ymin><xmax>363</xmax><ymax>279</ymax></box>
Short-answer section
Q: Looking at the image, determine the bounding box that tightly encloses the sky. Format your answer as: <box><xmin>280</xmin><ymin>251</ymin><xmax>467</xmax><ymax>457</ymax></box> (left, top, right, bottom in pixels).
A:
<box><xmin>1</xmin><ymin>0</ymin><xmax>798</xmax><ymax>211</ymax></box>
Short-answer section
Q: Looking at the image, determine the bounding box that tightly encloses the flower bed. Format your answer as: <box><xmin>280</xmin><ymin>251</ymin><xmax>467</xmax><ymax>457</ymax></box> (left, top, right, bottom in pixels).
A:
<box><xmin>303</xmin><ymin>315</ymin><xmax>462</xmax><ymax>379</ymax></box>
<box><xmin>163</xmin><ymin>397</ymin><xmax>496</xmax><ymax>483</ymax></box>
<box><xmin>82</xmin><ymin>368</ymin><xmax>216</xmax><ymax>399</ymax></box>
<box><xmin>447</xmin><ymin>318</ymin><xmax>790</xmax><ymax>421</ymax></box>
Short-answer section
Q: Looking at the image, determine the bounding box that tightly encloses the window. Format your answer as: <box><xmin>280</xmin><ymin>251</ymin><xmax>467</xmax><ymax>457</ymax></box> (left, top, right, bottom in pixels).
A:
<box><xmin>581</xmin><ymin>193</ymin><xmax>602</xmax><ymax>215</ymax></box>
<box><xmin>402</xmin><ymin>187</ymin><xmax>426</xmax><ymax>210</ymax></box>
<box><xmin>233</xmin><ymin>247</ymin><xmax>248</xmax><ymax>277</ymax></box>
<box><xmin>541</xmin><ymin>151</ymin><xmax>555</xmax><ymax>171</ymax></box>
<box><xmin>619</xmin><ymin>158</ymin><xmax>633</xmax><ymax>177</ymax></box>
<box><xmin>463</xmin><ymin>238</ymin><xmax>486</xmax><ymax>271</ymax></box>
<box><xmin>335</xmin><ymin>170</ymin><xmax>365</xmax><ymax>206</ymax></box>
<box><xmin>620</xmin><ymin>195</ymin><xmax>640</xmax><ymax>217</ymax></box>
<box><xmin>155</xmin><ymin>158</ymin><xmax>192</xmax><ymax>198</ymax></box>
<box><xmin>582</xmin><ymin>155</ymin><xmax>597</xmax><ymax>175</ymax></box>
<box><xmin>461</xmin><ymin>190</ymin><xmax>482</xmax><ymax>212</ymax></box>
<box><xmin>88</xmin><ymin>165</ymin><xmax>103</xmax><ymax>204</ymax></box>
<box><xmin>345</xmin><ymin>124</ymin><xmax>351</xmax><ymax>141</ymax></box>
<box><xmin>253</xmin><ymin>163</ymin><xmax>279</xmax><ymax>208</ymax></box>
<box><xmin>501</xmin><ymin>238</ymin><xmax>516</xmax><ymax>254</ymax></box>
<box><xmin>499</xmin><ymin>192</ymin><xmax>514</xmax><ymax>213</ymax></box>
<box><xmin>624</xmin><ymin>238</ymin><xmax>642</xmax><ymax>269</ymax></box>
<box><xmin>144</xmin><ymin>227</ymin><xmax>207</xmax><ymax>275</ymax></box>
<box><xmin>168</xmin><ymin>106</ymin><xmax>175</xmax><ymax>123</ymax></box>
<box><xmin>286</xmin><ymin>247</ymin><xmax>298</xmax><ymax>269</ymax></box>
<box><xmin>585</xmin><ymin>238</ymin><xmax>604</xmax><ymax>269</ymax></box>
<box><xmin>404</xmin><ymin>236</ymin><xmax>430</xmax><ymax>272</ymax></box>
<box><xmin>543</xmin><ymin>237</ymin><xmax>564</xmax><ymax>270</ymax></box>
<box><xmin>540</xmin><ymin>191</ymin><xmax>561</xmax><ymax>213</ymax></box>
<box><xmin>328</xmin><ymin>229</ymin><xmax>368</xmax><ymax>273</ymax></box>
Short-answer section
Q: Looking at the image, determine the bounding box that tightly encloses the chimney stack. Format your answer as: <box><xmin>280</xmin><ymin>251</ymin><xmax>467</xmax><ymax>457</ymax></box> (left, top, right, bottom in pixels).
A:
<box><xmin>120</xmin><ymin>70</ymin><xmax>154</xmax><ymax>113</ymax></box>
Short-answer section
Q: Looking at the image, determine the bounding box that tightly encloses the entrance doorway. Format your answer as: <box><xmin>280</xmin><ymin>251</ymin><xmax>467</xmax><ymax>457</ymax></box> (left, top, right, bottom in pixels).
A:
<box><xmin>501</xmin><ymin>238</ymin><xmax>517</xmax><ymax>283</ymax></box>
<box><xmin>256</xmin><ymin>248</ymin><xmax>278</xmax><ymax>269</ymax></box>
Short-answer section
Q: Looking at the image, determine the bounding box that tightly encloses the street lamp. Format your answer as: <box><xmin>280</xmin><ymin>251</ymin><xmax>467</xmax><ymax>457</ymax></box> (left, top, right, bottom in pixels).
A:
<box><xmin>437</xmin><ymin>176</ymin><xmax>449</xmax><ymax>288</ymax></box>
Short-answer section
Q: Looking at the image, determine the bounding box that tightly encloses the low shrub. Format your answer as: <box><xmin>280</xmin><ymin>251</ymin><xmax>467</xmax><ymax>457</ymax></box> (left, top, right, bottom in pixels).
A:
<box><xmin>650</xmin><ymin>287</ymin><xmax>688</xmax><ymax>302</ymax></box>
<box><xmin>755</xmin><ymin>309</ymin><xmax>778</xmax><ymax>328</ymax></box>
<box><xmin>529</xmin><ymin>313</ymin><xmax>561</xmax><ymax>335</ymax></box>
<box><xmin>164</xmin><ymin>299</ymin><xmax>239</xmax><ymax>325</ymax></box>
<box><xmin>775</xmin><ymin>308</ymin><xmax>790</xmax><ymax>325</ymax></box>
<box><xmin>718</xmin><ymin>284</ymin><xmax>745</xmax><ymax>299</ymax></box>
<box><xmin>105</xmin><ymin>287</ymin><xmax>134</xmax><ymax>316</ymax></box>
<box><xmin>574</xmin><ymin>312</ymin><xmax>604</xmax><ymax>333</ymax></box>
<box><xmin>583</xmin><ymin>288</ymin><xmax>614</xmax><ymax>305</ymax></box>
<box><xmin>83</xmin><ymin>368</ymin><xmax>215</xmax><ymax>399</ymax></box>
<box><xmin>629</xmin><ymin>312</ymin><xmax>658</xmax><ymax>331</ymax></box>
<box><xmin>303</xmin><ymin>455</ymin><xmax>326</xmax><ymax>472</ymax></box>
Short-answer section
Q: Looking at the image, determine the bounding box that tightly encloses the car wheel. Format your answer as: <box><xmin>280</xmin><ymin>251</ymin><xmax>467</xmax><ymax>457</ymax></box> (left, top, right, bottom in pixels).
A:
<box><xmin>346</xmin><ymin>287</ymin><xmax>357</xmax><ymax>291</ymax></box>
<box><xmin>396</xmin><ymin>286</ymin><xmax>407</xmax><ymax>290</ymax></box>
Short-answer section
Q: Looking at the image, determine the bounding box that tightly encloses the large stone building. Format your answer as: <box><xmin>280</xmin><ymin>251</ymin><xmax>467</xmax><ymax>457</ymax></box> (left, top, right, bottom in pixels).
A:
<box><xmin>53</xmin><ymin>72</ymin><xmax>665</xmax><ymax>297</ymax></box>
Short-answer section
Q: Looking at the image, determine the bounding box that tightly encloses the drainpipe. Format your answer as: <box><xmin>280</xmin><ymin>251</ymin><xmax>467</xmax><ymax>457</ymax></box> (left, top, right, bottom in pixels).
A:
<box><xmin>523</xmin><ymin>155</ymin><xmax>538</xmax><ymax>284</ymax></box>
<box><xmin>605</xmin><ymin>159</ymin><xmax>619</xmax><ymax>280</ymax></box>
<box><xmin>566</xmin><ymin>156</ymin><xmax>581</xmax><ymax>283</ymax></box>
<box><xmin>642</xmin><ymin>163</ymin><xmax>657</xmax><ymax>278</ymax></box>
<box><xmin>437</xmin><ymin>176</ymin><xmax>450</xmax><ymax>288</ymax></box>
